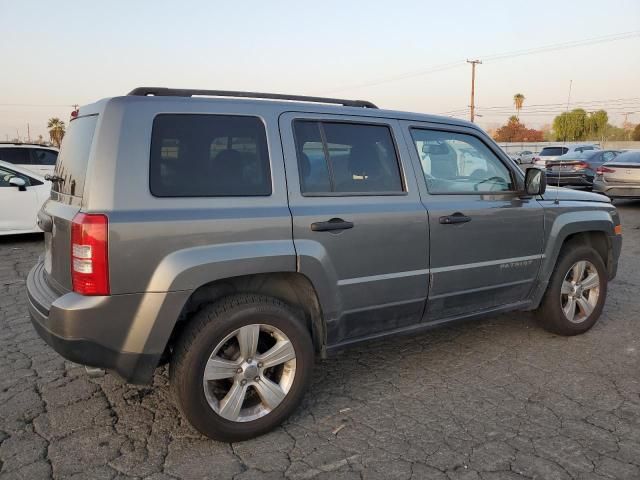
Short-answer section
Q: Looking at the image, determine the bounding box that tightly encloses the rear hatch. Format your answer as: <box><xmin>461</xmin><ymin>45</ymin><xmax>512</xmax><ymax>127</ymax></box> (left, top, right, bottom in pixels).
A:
<box><xmin>41</xmin><ymin>114</ymin><xmax>99</xmax><ymax>291</ymax></box>
<box><xmin>600</xmin><ymin>161</ymin><xmax>640</xmax><ymax>183</ymax></box>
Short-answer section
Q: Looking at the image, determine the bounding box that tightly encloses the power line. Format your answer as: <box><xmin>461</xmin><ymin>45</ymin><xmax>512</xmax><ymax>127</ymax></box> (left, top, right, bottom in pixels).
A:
<box><xmin>439</xmin><ymin>97</ymin><xmax>640</xmax><ymax>116</ymax></box>
<box><xmin>321</xmin><ymin>30</ymin><xmax>640</xmax><ymax>94</ymax></box>
<box><xmin>0</xmin><ymin>103</ymin><xmax>74</xmax><ymax>107</ymax></box>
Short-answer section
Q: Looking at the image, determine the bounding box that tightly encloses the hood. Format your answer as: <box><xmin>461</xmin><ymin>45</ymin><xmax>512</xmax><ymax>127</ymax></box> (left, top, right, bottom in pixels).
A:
<box><xmin>541</xmin><ymin>187</ymin><xmax>610</xmax><ymax>203</ymax></box>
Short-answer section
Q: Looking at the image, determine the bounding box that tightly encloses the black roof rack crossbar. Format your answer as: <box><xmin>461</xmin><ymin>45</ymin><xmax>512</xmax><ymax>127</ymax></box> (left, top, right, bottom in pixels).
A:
<box><xmin>127</xmin><ymin>87</ymin><xmax>378</xmax><ymax>109</ymax></box>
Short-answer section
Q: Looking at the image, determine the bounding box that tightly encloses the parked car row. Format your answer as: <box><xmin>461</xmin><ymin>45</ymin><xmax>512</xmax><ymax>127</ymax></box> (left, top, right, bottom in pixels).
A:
<box><xmin>545</xmin><ymin>150</ymin><xmax>621</xmax><ymax>188</ymax></box>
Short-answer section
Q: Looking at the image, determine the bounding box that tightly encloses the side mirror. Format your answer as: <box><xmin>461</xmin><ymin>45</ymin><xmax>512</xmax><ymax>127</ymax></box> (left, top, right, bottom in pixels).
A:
<box><xmin>524</xmin><ymin>168</ymin><xmax>546</xmax><ymax>196</ymax></box>
<box><xmin>9</xmin><ymin>176</ymin><xmax>27</xmax><ymax>191</ymax></box>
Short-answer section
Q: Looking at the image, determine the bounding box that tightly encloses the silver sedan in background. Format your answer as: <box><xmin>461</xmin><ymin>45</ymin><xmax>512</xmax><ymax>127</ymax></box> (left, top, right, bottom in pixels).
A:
<box><xmin>593</xmin><ymin>150</ymin><xmax>640</xmax><ymax>199</ymax></box>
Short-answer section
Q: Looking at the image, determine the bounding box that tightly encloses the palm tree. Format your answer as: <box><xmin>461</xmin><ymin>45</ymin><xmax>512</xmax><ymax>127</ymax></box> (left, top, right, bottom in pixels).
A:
<box><xmin>513</xmin><ymin>93</ymin><xmax>525</xmax><ymax>119</ymax></box>
<box><xmin>47</xmin><ymin>118</ymin><xmax>66</xmax><ymax>148</ymax></box>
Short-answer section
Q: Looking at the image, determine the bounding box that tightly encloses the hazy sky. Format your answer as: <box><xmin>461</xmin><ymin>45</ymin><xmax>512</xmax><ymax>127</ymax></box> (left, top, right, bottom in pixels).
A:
<box><xmin>1</xmin><ymin>0</ymin><xmax>639</xmax><ymax>140</ymax></box>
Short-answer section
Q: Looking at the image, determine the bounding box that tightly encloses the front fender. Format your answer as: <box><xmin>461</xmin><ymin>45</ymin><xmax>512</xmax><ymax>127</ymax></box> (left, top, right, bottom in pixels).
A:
<box><xmin>529</xmin><ymin>207</ymin><xmax>616</xmax><ymax>308</ymax></box>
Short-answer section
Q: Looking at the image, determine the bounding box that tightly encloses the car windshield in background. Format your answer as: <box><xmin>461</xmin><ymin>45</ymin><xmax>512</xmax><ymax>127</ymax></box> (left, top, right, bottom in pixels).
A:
<box><xmin>52</xmin><ymin>115</ymin><xmax>98</xmax><ymax>196</ymax></box>
<box><xmin>540</xmin><ymin>147</ymin><xmax>568</xmax><ymax>156</ymax></box>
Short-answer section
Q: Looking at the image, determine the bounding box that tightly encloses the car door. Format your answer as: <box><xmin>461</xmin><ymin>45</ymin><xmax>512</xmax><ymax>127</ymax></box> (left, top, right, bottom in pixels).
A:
<box><xmin>0</xmin><ymin>165</ymin><xmax>41</xmax><ymax>232</ymax></box>
<box><xmin>401</xmin><ymin>122</ymin><xmax>545</xmax><ymax>321</ymax></box>
<box><xmin>279</xmin><ymin>112</ymin><xmax>429</xmax><ymax>347</ymax></box>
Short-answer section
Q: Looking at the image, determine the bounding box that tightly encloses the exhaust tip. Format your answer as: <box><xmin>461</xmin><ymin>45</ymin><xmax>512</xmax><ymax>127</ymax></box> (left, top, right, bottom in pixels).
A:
<box><xmin>85</xmin><ymin>366</ymin><xmax>105</xmax><ymax>378</ymax></box>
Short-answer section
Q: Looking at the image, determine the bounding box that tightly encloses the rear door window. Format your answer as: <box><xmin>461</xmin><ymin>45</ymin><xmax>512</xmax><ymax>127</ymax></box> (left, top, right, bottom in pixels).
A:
<box><xmin>150</xmin><ymin>114</ymin><xmax>271</xmax><ymax>197</ymax></box>
<box><xmin>0</xmin><ymin>148</ymin><xmax>30</xmax><ymax>165</ymax></box>
<box><xmin>53</xmin><ymin>115</ymin><xmax>98</xmax><ymax>196</ymax></box>
<box><xmin>293</xmin><ymin>120</ymin><xmax>404</xmax><ymax>195</ymax></box>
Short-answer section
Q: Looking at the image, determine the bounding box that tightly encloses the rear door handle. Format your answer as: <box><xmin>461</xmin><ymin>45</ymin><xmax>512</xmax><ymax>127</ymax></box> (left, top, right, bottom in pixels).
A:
<box><xmin>439</xmin><ymin>212</ymin><xmax>471</xmax><ymax>225</ymax></box>
<box><xmin>311</xmin><ymin>218</ymin><xmax>354</xmax><ymax>232</ymax></box>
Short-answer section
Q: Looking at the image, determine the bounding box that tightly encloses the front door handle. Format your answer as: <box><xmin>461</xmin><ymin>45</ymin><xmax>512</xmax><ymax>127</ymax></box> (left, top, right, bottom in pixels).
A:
<box><xmin>311</xmin><ymin>218</ymin><xmax>354</xmax><ymax>232</ymax></box>
<box><xmin>439</xmin><ymin>212</ymin><xmax>471</xmax><ymax>225</ymax></box>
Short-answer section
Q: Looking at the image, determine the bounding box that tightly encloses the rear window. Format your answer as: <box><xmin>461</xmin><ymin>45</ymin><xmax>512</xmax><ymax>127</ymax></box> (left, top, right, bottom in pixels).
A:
<box><xmin>0</xmin><ymin>147</ymin><xmax>30</xmax><ymax>164</ymax></box>
<box><xmin>150</xmin><ymin>114</ymin><xmax>271</xmax><ymax>197</ymax></box>
<box><xmin>610</xmin><ymin>151</ymin><xmax>640</xmax><ymax>164</ymax></box>
<box><xmin>53</xmin><ymin>115</ymin><xmax>98</xmax><ymax>196</ymax></box>
<box><xmin>540</xmin><ymin>147</ymin><xmax>568</xmax><ymax>156</ymax></box>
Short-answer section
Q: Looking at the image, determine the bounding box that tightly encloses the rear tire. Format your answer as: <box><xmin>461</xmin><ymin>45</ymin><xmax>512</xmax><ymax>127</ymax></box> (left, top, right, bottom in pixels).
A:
<box><xmin>535</xmin><ymin>244</ymin><xmax>607</xmax><ymax>335</ymax></box>
<box><xmin>170</xmin><ymin>294</ymin><xmax>314</xmax><ymax>442</ymax></box>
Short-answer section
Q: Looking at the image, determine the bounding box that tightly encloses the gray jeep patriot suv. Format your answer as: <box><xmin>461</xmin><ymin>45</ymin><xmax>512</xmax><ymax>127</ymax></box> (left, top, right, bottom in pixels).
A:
<box><xmin>27</xmin><ymin>87</ymin><xmax>622</xmax><ymax>441</ymax></box>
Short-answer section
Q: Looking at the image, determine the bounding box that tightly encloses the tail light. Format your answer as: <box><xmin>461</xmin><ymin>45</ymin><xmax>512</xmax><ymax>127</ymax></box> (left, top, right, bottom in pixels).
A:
<box><xmin>574</xmin><ymin>162</ymin><xmax>589</xmax><ymax>169</ymax></box>
<box><xmin>596</xmin><ymin>166</ymin><xmax>615</xmax><ymax>174</ymax></box>
<box><xmin>71</xmin><ymin>213</ymin><xmax>109</xmax><ymax>295</ymax></box>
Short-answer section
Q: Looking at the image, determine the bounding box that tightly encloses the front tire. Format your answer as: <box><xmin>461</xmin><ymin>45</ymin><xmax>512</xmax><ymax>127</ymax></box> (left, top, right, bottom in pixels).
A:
<box><xmin>535</xmin><ymin>244</ymin><xmax>608</xmax><ymax>335</ymax></box>
<box><xmin>170</xmin><ymin>294</ymin><xmax>314</xmax><ymax>442</ymax></box>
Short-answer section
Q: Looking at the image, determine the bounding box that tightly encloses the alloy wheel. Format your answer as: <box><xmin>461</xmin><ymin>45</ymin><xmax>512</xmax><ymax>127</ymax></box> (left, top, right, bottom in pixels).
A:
<box><xmin>560</xmin><ymin>260</ymin><xmax>600</xmax><ymax>324</ymax></box>
<box><xmin>202</xmin><ymin>324</ymin><xmax>297</xmax><ymax>422</ymax></box>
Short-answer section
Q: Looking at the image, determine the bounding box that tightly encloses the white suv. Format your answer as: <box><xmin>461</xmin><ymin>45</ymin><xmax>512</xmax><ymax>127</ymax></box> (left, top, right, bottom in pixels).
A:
<box><xmin>533</xmin><ymin>144</ymin><xmax>599</xmax><ymax>168</ymax></box>
<box><xmin>0</xmin><ymin>143</ymin><xmax>58</xmax><ymax>176</ymax></box>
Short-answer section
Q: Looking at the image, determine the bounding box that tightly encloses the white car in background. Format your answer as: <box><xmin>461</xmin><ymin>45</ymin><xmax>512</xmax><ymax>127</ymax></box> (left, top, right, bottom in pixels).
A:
<box><xmin>0</xmin><ymin>160</ymin><xmax>51</xmax><ymax>235</ymax></box>
<box><xmin>0</xmin><ymin>143</ymin><xmax>58</xmax><ymax>176</ymax></box>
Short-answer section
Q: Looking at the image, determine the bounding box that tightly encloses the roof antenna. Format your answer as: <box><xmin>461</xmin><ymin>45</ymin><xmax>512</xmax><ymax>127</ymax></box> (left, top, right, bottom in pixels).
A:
<box><xmin>555</xmin><ymin>79</ymin><xmax>572</xmax><ymax>205</ymax></box>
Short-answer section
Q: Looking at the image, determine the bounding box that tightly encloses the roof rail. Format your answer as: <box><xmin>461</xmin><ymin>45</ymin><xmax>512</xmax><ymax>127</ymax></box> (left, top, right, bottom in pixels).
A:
<box><xmin>127</xmin><ymin>87</ymin><xmax>378</xmax><ymax>109</ymax></box>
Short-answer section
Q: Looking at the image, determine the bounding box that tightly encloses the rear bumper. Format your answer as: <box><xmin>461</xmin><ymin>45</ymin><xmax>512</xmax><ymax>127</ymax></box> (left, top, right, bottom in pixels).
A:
<box><xmin>545</xmin><ymin>172</ymin><xmax>593</xmax><ymax>186</ymax></box>
<box><xmin>593</xmin><ymin>181</ymin><xmax>640</xmax><ymax>198</ymax></box>
<box><xmin>27</xmin><ymin>261</ymin><xmax>188</xmax><ymax>384</ymax></box>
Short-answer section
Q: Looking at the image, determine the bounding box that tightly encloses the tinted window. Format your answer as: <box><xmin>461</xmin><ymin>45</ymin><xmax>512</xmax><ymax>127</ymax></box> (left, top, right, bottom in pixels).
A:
<box><xmin>53</xmin><ymin>115</ymin><xmax>98</xmax><ymax>196</ymax></box>
<box><xmin>293</xmin><ymin>122</ymin><xmax>331</xmax><ymax>193</ymax></box>
<box><xmin>31</xmin><ymin>149</ymin><xmax>58</xmax><ymax>165</ymax></box>
<box><xmin>0</xmin><ymin>165</ymin><xmax>32</xmax><ymax>187</ymax></box>
<box><xmin>293</xmin><ymin>121</ymin><xmax>403</xmax><ymax>194</ymax></box>
<box><xmin>0</xmin><ymin>148</ymin><xmax>30</xmax><ymax>165</ymax></box>
<box><xmin>150</xmin><ymin>114</ymin><xmax>271</xmax><ymax>197</ymax></box>
<box><xmin>601</xmin><ymin>151</ymin><xmax>617</xmax><ymax>162</ymax></box>
<box><xmin>540</xmin><ymin>147</ymin><xmax>568</xmax><ymax>156</ymax></box>
<box><xmin>411</xmin><ymin>129</ymin><xmax>513</xmax><ymax>194</ymax></box>
<box><xmin>611</xmin><ymin>151</ymin><xmax>640</xmax><ymax>164</ymax></box>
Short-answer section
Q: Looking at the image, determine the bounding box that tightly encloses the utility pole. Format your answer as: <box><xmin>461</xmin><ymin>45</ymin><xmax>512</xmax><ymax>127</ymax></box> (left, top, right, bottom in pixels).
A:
<box><xmin>467</xmin><ymin>59</ymin><xmax>482</xmax><ymax>122</ymax></box>
<box><xmin>27</xmin><ymin>123</ymin><xmax>31</xmax><ymax>142</ymax></box>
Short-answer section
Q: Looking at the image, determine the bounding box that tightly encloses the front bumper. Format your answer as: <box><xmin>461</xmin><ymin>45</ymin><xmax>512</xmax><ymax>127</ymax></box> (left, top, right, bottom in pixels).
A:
<box><xmin>27</xmin><ymin>261</ymin><xmax>188</xmax><ymax>384</ymax></box>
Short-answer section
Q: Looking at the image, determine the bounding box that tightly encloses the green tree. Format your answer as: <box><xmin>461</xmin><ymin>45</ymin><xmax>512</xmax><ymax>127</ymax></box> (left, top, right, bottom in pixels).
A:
<box><xmin>587</xmin><ymin>110</ymin><xmax>608</xmax><ymax>140</ymax></box>
<box><xmin>552</xmin><ymin>109</ymin><xmax>588</xmax><ymax>141</ymax></box>
<box><xmin>47</xmin><ymin>117</ymin><xmax>65</xmax><ymax>148</ymax></box>
<box><xmin>513</xmin><ymin>93</ymin><xmax>525</xmax><ymax>118</ymax></box>
<box><xmin>632</xmin><ymin>123</ymin><xmax>640</xmax><ymax>141</ymax></box>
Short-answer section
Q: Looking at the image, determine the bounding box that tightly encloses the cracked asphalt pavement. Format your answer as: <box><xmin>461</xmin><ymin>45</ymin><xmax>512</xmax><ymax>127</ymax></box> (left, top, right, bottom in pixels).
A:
<box><xmin>1</xmin><ymin>201</ymin><xmax>640</xmax><ymax>480</ymax></box>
